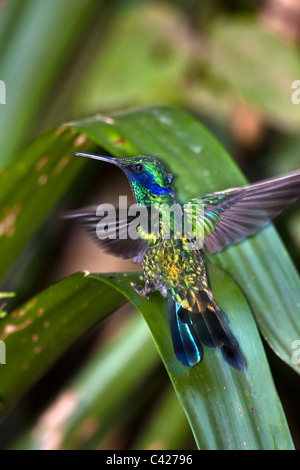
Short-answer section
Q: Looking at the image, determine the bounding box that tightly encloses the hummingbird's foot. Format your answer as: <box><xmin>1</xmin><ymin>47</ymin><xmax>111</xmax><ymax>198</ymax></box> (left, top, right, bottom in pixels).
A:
<box><xmin>133</xmin><ymin>283</ymin><xmax>152</xmax><ymax>301</ymax></box>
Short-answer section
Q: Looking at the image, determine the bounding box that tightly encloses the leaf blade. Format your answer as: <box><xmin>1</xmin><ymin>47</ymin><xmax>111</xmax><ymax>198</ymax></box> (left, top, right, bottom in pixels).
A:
<box><xmin>0</xmin><ymin>126</ymin><xmax>96</xmax><ymax>282</ymax></box>
<box><xmin>91</xmin><ymin>270</ymin><xmax>294</xmax><ymax>450</ymax></box>
<box><xmin>0</xmin><ymin>272</ymin><xmax>126</xmax><ymax>415</ymax></box>
<box><xmin>71</xmin><ymin>105</ymin><xmax>300</xmax><ymax>374</ymax></box>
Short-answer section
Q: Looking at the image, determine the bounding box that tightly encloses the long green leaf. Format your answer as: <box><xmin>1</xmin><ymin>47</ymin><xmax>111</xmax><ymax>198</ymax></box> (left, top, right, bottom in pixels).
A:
<box><xmin>0</xmin><ymin>126</ymin><xmax>96</xmax><ymax>282</ymax></box>
<box><xmin>131</xmin><ymin>384</ymin><xmax>193</xmax><ymax>450</ymax></box>
<box><xmin>1</xmin><ymin>106</ymin><xmax>298</xmax><ymax>449</ymax></box>
<box><xmin>0</xmin><ymin>270</ymin><xmax>293</xmax><ymax>449</ymax></box>
<box><xmin>0</xmin><ymin>0</ymin><xmax>104</xmax><ymax>166</ymax></box>
<box><xmin>10</xmin><ymin>312</ymin><xmax>161</xmax><ymax>450</ymax></box>
<box><xmin>91</xmin><ymin>270</ymin><xmax>293</xmax><ymax>450</ymax></box>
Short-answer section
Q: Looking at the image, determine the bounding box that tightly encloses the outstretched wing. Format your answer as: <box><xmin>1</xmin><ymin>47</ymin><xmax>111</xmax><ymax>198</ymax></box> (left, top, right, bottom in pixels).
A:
<box><xmin>63</xmin><ymin>207</ymin><xmax>150</xmax><ymax>263</ymax></box>
<box><xmin>189</xmin><ymin>170</ymin><xmax>300</xmax><ymax>254</ymax></box>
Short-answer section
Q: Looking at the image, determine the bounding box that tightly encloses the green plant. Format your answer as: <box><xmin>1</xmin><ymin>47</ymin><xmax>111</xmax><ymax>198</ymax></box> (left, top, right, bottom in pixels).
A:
<box><xmin>1</xmin><ymin>106</ymin><xmax>299</xmax><ymax>449</ymax></box>
<box><xmin>0</xmin><ymin>0</ymin><xmax>299</xmax><ymax>451</ymax></box>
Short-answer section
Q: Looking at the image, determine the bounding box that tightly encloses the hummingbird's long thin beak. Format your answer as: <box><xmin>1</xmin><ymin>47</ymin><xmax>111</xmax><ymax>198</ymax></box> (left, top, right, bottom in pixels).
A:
<box><xmin>73</xmin><ymin>152</ymin><xmax>124</xmax><ymax>168</ymax></box>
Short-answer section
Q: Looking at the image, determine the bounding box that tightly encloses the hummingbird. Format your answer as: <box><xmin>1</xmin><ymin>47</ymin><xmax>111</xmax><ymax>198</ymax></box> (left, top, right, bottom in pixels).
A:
<box><xmin>67</xmin><ymin>152</ymin><xmax>300</xmax><ymax>372</ymax></box>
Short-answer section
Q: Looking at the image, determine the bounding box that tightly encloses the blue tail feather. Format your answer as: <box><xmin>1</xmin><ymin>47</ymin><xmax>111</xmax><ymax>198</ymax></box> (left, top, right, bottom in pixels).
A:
<box><xmin>168</xmin><ymin>299</ymin><xmax>203</xmax><ymax>367</ymax></box>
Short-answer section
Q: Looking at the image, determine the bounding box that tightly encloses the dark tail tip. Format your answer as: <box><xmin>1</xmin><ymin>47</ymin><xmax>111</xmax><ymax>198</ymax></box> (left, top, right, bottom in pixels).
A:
<box><xmin>221</xmin><ymin>345</ymin><xmax>247</xmax><ymax>372</ymax></box>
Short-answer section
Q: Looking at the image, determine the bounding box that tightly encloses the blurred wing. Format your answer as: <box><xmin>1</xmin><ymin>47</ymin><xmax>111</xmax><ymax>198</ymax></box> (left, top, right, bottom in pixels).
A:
<box><xmin>63</xmin><ymin>207</ymin><xmax>149</xmax><ymax>262</ymax></box>
<box><xmin>189</xmin><ymin>170</ymin><xmax>300</xmax><ymax>254</ymax></box>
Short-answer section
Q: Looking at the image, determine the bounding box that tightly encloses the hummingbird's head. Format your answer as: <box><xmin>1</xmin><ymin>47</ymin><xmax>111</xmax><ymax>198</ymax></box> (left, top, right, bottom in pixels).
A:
<box><xmin>74</xmin><ymin>153</ymin><xmax>174</xmax><ymax>204</ymax></box>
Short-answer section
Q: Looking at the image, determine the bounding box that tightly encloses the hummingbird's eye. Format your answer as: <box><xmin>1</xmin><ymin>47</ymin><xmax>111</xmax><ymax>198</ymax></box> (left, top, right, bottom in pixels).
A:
<box><xmin>134</xmin><ymin>163</ymin><xmax>144</xmax><ymax>173</ymax></box>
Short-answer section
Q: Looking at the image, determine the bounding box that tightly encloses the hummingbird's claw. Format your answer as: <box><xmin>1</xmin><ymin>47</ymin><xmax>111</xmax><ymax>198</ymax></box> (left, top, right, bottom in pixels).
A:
<box><xmin>133</xmin><ymin>283</ymin><xmax>152</xmax><ymax>301</ymax></box>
